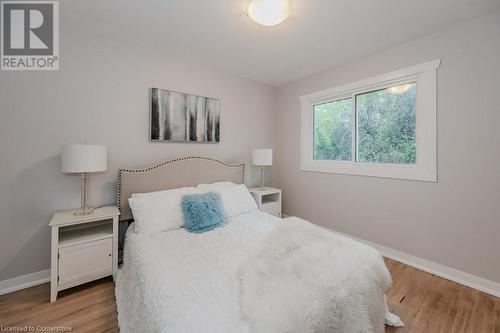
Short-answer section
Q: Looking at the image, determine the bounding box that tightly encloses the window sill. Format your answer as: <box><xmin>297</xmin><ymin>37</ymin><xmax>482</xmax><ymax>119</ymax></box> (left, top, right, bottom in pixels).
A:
<box><xmin>301</xmin><ymin>160</ymin><xmax>436</xmax><ymax>182</ymax></box>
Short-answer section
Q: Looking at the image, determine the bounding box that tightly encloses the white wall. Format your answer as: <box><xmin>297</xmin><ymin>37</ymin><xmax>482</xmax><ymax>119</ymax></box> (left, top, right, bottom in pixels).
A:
<box><xmin>2</xmin><ymin>9</ymin><xmax>499</xmax><ymax>287</ymax></box>
<box><xmin>275</xmin><ymin>12</ymin><xmax>500</xmax><ymax>283</ymax></box>
<box><xmin>0</xmin><ymin>25</ymin><xmax>276</xmax><ymax>280</ymax></box>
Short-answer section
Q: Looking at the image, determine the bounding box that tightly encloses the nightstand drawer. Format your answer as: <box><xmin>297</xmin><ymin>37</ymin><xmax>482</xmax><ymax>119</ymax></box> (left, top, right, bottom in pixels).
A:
<box><xmin>262</xmin><ymin>202</ymin><xmax>281</xmax><ymax>217</ymax></box>
<box><xmin>58</xmin><ymin>238</ymin><xmax>112</xmax><ymax>288</ymax></box>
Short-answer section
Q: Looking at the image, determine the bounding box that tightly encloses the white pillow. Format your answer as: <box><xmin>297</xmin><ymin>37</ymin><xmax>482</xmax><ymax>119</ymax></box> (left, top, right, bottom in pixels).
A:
<box><xmin>197</xmin><ymin>181</ymin><xmax>235</xmax><ymax>188</ymax></box>
<box><xmin>129</xmin><ymin>191</ymin><xmax>189</xmax><ymax>233</ymax></box>
<box><xmin>196</xmin><ymin>182</ymin><xmax>258</xmax><ymax>218</ymax></box>
<box><xmin>132</xmin><ymin>186</ymin><xmax>195</xmax><ymax>198</ymax></box>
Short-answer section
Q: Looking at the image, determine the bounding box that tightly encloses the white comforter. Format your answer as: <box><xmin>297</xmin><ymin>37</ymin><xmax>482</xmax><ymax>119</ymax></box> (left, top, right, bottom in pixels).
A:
<box><xmin>116</xmin><ymin>212</ymin><xmax>395</xmax><ymax>333</ymax></box>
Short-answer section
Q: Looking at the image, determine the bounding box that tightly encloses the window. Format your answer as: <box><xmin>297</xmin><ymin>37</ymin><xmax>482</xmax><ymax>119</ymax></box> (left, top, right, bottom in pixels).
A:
<box><xmin>301</xmin><ymin>59</ymin><xmax>440</xmax><ymax>182</ymax></box>
<box><xmin>356</xmin><ymin>82</ymin><xmax>416</xmax><ymax>164</ymax></box>
<box><xmin>313</xmin><ymin>98</ymin><xmax>352</xmax><ymax>161</ymax></box>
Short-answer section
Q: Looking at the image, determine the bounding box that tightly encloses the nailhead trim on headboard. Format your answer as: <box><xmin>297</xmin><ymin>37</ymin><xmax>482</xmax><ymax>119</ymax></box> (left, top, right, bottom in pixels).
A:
<box><xmin>117</xmin><ymin>156</ymin><xmax>245</xmax><ymax>219</ymax></box>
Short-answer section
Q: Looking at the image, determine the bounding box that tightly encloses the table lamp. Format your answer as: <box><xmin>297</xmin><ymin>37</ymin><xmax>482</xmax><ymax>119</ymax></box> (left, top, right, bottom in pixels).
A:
<box><xmin>252</xmin><ymin>149</ymin><xmax>272</xmax><ymax>189</ymax></box>
<box><xmin>61</xmin><ymin>144</ymin><xmax>108</xmax><ymax>215</ymax></box>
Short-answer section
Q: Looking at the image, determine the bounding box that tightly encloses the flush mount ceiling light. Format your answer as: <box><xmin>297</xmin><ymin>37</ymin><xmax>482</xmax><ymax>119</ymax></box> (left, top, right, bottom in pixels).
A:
<box><xmin>248</xmin><ymin>0</ymin><xmax>290</xmax><ymax>27</ymax></box>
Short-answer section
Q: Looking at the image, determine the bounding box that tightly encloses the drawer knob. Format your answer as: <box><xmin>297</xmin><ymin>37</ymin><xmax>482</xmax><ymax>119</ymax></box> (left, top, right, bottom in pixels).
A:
<box><xmin>108</xmin><ymin>253</ymin><xmax>112</xmax><ymax>257</ymax></box>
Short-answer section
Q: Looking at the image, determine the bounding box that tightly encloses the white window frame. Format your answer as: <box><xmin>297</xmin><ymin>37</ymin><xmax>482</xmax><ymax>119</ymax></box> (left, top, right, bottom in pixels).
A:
<box><xmin>300</xmin><ymin>59</ymin><xmax>441</xmax><ymax>182</ymax></box>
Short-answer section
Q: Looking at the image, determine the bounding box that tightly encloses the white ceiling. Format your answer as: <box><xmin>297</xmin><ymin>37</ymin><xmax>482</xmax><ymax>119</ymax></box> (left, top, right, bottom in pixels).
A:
<box><xmin>64</xmin><ymin>0</ymin><xmax>500</xmax><ymax>86</ymax></box>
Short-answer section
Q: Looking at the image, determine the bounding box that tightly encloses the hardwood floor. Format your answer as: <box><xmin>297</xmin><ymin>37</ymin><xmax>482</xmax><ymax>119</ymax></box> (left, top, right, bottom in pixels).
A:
<box><xmin>0</xmin><ymin>278</ymin><xmax>118</xmax><ymax>332</ymax></box>
<box><xmin>1</xmin><ymin>258</ymin><xmax>499</xmax><ymax>332</ymax></box>
<box><xmin>385</xmin><ymin>259</ymin><xmax>500</xmax><ymax>333</ymax></box>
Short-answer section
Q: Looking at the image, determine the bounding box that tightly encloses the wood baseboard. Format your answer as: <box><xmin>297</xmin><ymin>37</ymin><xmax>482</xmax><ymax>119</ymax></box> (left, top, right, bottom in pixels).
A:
<box><xmin>0</xmin><ymin>270</ymin><xmax>50</xmax><ymax>296</ymax></box>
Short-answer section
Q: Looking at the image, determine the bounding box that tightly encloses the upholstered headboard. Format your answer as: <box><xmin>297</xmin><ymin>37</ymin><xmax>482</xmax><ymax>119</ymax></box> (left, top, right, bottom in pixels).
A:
<box><xmin>117</xmin><ymin>156</ymin><xmax>245</xmax><ymax>222</ymax></box>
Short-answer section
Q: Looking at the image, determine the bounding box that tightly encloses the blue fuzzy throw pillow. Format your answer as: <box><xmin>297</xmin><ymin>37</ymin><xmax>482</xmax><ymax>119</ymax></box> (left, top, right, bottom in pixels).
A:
<box><xmin>181</xmin><ymin>192</ymin><xmax>228</xmax><ymax>233</ymax></box>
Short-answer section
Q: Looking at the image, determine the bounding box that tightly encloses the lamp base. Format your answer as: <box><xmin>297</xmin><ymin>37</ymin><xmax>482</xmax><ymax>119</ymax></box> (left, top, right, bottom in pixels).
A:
<box><xmin>75</xmin><ymin>173</ymin><xmax>94</xmax><ymax>216</ymax></box>
<box><xmin>74</xmin><ymin>207</ymin><xmax>95</xmax><ymax>216</ymax></box>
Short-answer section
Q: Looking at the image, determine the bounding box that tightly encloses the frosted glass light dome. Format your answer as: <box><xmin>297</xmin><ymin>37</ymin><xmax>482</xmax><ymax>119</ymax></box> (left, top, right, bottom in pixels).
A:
<box><xmin>248</xmin><ymin>0</ymin><xmax>290</xmax><ymax>27</ymax></box>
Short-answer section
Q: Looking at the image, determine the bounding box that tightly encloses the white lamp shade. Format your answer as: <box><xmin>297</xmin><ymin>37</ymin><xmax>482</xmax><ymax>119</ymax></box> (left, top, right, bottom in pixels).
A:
<box><xmin>252</xmin><ymin>149</ymin><xmax>273</xmax><ymax>166</ymax></box>
<box><xmin>61</xmin><ymin>144</ymin><xmax>108</xmax><ymax>173</ymax></box>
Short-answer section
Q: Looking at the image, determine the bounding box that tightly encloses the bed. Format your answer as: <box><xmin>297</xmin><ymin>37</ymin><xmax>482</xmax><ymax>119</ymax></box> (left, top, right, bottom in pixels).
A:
<box><xmin>115</xmin><ymin>157</ymin><xmax>401</xmax><ymax>333</ymax></box>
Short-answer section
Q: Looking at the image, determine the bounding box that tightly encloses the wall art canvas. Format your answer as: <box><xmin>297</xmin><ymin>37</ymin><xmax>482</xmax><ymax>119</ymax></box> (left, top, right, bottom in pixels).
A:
<box><xmin>150</xmin><ymin>88</ymin><xmax>220</xmax><ymax>143</ymax></box>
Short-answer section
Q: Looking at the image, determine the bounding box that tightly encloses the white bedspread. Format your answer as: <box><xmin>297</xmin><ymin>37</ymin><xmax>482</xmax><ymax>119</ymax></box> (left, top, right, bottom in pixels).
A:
<box><xmin>115</xmin><ymin>212</ymin><xmax>396</xmax><ymax>333</ymax></box>
<box><xmin>239</xmin><ymin>217</ymin><xmax>392</xmax><ymax>333</ymax></box>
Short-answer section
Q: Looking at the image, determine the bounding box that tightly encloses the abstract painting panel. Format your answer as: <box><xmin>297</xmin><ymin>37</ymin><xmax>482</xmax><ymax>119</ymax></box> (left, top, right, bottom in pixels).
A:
<box><xmin>150</xmin><ymin>88</ymin><xmax>220</xmax><ymax>143</ymax></box>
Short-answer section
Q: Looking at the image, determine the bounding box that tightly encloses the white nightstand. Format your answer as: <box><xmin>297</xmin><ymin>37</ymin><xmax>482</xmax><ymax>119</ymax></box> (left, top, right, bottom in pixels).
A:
<box><xmin>49</xmin><ymin>206</ymin><xmax>120</xmax><ymax>302</ymax></box>
<box><xmin>249</xmin><ymin>187</ymin><xmax>282</xmax><ymax>218</ymax></box>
